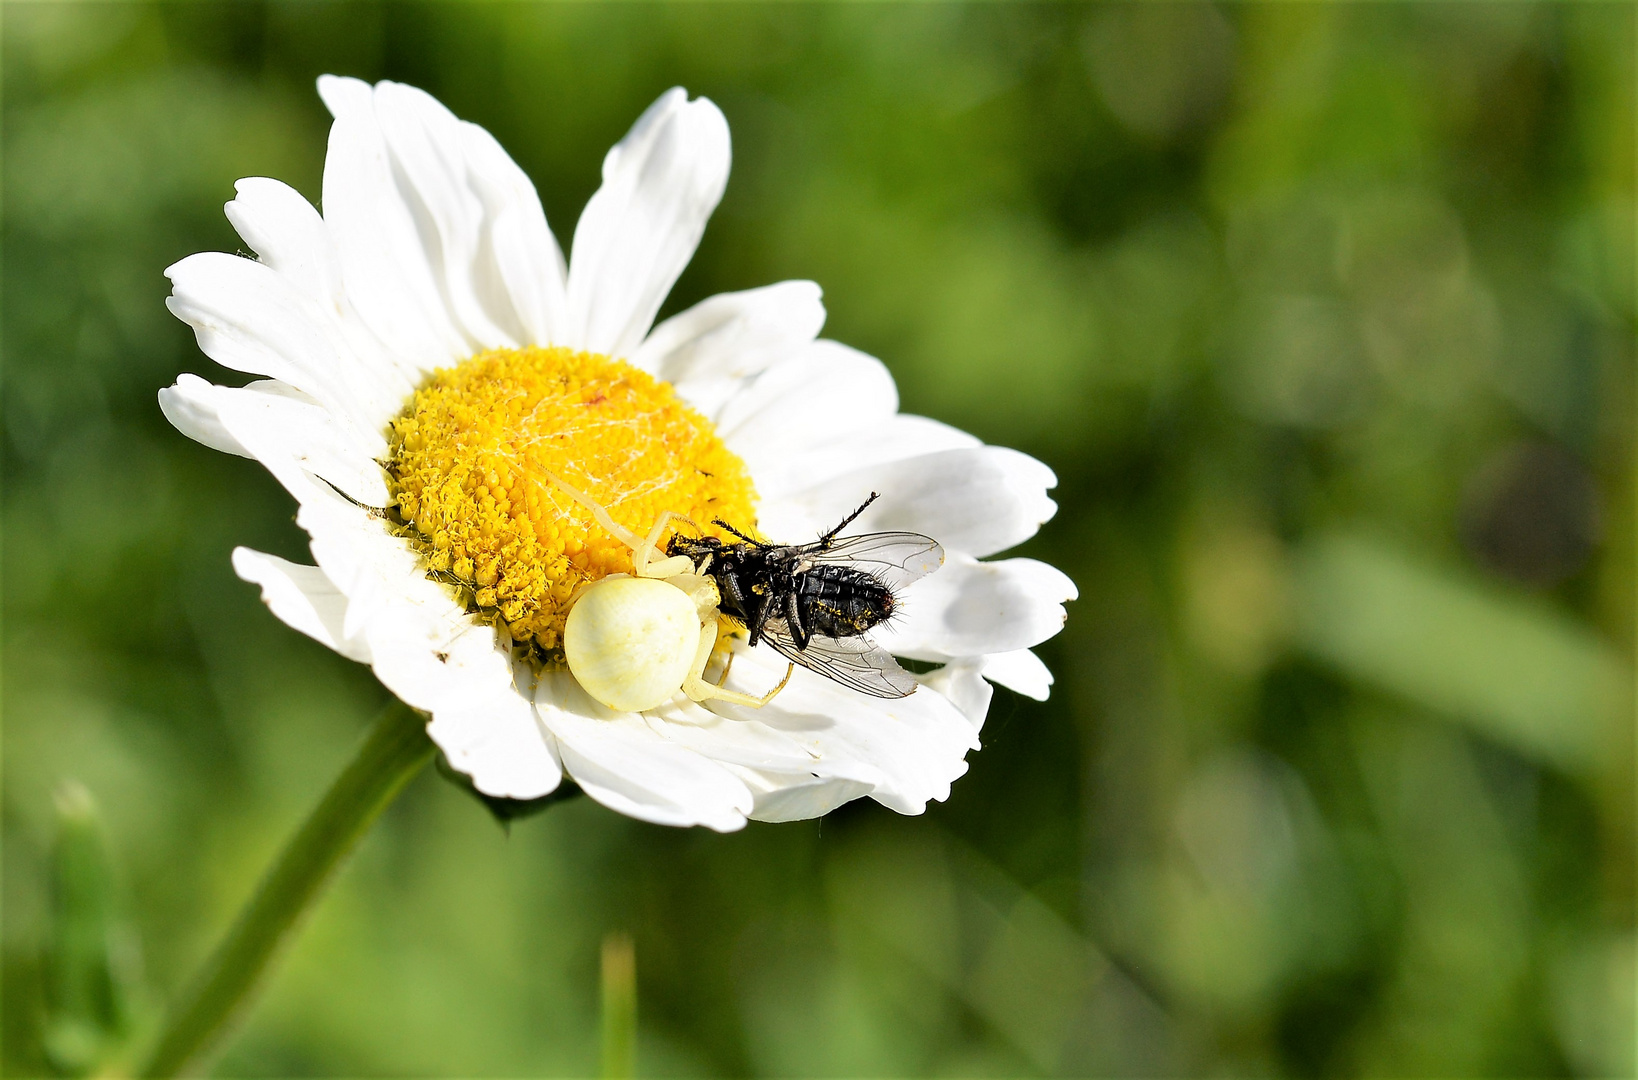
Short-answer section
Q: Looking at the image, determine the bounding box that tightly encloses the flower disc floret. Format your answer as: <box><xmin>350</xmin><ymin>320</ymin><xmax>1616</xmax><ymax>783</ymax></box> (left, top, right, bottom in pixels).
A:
<box><xmin>386</xmin><ymin>346</ymin><xmax>757</xmax><ymax>653</ymax></box>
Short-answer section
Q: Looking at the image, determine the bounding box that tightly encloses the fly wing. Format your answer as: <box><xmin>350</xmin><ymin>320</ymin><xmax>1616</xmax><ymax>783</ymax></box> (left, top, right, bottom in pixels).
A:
<box><xmin>754</xmin><ymin>621</ymin><xmax>920</xmax><ymax>699</ymax></box>
<box><xmin>805</xmin><ymin>532</ymin><xmax>945</xmax><ymax>592</ymax></box>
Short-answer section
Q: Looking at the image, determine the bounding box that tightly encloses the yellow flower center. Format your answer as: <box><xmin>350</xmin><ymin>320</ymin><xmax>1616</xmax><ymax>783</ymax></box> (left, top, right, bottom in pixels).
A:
<box><xmin>386</xmin><ymin>346</ymin><xmax>756</xmax><ymax>655</ymax></box>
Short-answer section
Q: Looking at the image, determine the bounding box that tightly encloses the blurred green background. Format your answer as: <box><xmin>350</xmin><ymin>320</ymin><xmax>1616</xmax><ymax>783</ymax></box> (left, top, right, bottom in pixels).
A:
<box><xmin>3</xmin><ymin>3</ymin><xmax>1634</xmax><ymax>1076</ymax></box>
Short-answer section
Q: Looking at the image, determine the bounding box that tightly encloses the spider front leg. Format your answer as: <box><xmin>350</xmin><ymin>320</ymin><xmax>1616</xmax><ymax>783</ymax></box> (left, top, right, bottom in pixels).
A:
<box><xmin>538</xmin><ymin>469</ymin><xmax>697</xmax><ymax>578</ymax></box>
<box><xmin>630</xmin><ymin>510</ymin><xmax>701</xmax><ymax>579</ymax></box>
<box><xmin>681</xmin><ymin>621</ymin><xmax>794</xmax><ymax>708</ymax></box>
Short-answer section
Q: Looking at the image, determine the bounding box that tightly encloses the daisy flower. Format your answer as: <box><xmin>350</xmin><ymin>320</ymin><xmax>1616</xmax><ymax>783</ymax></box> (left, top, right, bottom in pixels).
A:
<box><xmin>160</xmin><ymin>77</ymin><xmax>1075</xmax><ymax>832</ymax></box>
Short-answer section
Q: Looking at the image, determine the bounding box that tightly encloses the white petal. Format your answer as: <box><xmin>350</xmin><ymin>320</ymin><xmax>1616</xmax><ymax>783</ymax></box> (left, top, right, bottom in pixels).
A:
<box><xmin>428</xmin><ymin>696</ymin><xmax>563</xmax><ymax>801</ymax></box>
<box><xmin>314</xmin><ymin>77</ymin><xmax>566</xmax><ymax>355</ymax></box>
<box><xmin>536</xmin><ymin>672</ymin><xmax>754</xmax><ymax>831</ymax></box>
<box><xmin>237</xmin><ymin>449</ymin><xmax>564</xmax><ymax>798</ymax></box>
<box><xmin>564</xmin><ymin>89</ymin><xmax>731</xmax><ymax>358</ymax></box>
<box><xmin>238</xmin><ymin>518</ymin><xmax>562</xmax><ymax>801</ymax></box>
<box><xmin>225</xmin><ymin>177</ymin><xmax>345</xmax><ymax>307</ymax></box>
<box><xmin>237</xmin><ymin>443</ymin><xmax>456</xmax><ymax>657</ymax></box>
<box><xmin>232</xmin><ymin>547</ymin><xmax>373</xmax><ymax>663</ymax></box>
<box><xmin>746</xmin><ymin>413</ymin><xmax>981</xmax><ymax>503</ymax></box>
<box><xmin>631</xmin><ymin>279</ymin><xmax>825</xmax><ymax>388</ymax></box>
<box><xmin>275</xmin><ymin>485</ymin><xmax>565</xmax><ymax>798</ymax></box>
<box><xmin>159</xmin><ymin>374</ymin><xmax>252</xmax><ymax>458</ymax></box>
<box><xmin>368</xmin><ymin>81</ymin><xmax>573</xmax><ymax>351</ymax></box>
<box><xmin>458</xmin><ymin>122</ymin><xmax>569</xmax><ymax>346</ymax></box>
<box><xmin>412</xmin><ymin>651</ymin><xmax>563</xmax><ymax>801</ymax></box>
<box><xmin>877</xmin><ymin>553</ymin><xmax>1078</xmax><ymax>660</ymax></box>
<box><xmin>294</xmin><ymin>490</ymin><xmax>464</xmax><ymax>649</ymax></box>
<box><xmin>718</xmin><ymin>340</ymin><xmax>897</xmax><ymax>462</ymax></box>
<box><xmin>235</xmin><ymin>480</ymin><xmax>565</xmax><ymax>797</ymax></box>
<box><xmin>371</xmin><ymin>83</ymin><xmax>522</xmax><ymax>347</ymax></box>
<box><xmin>917</xmin><ymin>659</ymin><xmax>994</xmax><ymax>729</ymax></box>
<box><xmin>317</xmin><ymin>75</ymin><xmax>473</xmax><ymax>373</ymax></box>
<box><xmin>759</xmin><ymin>446</ymin><xmax>1058</xmax><ymax>559</ymax></box>
<box><xmin>208</xmin><ymin>380</ymin><xmax>391</xmax><ymax>507</ymax></box>
<box><xmin>642</xmin><ymin>693</ymin><xmax>904</xmax><ymax>822</ymax></box>
<box><xmin>366</xmin><ymin>610</ymin><xmax>562</xmax><ymax>801</ymax></box>
<box><xmin>220</xmin><ymin>177</ymin><xmax>420</xmax><ymax>428</ymax></box>
<box><xmin>247</xmin><ymin>467</ymin><xmax>451</xmax><ymax>656</ymax></box>
<box><xmin>737</xmin><ymin>769</ymin><xmax>878</xmax><ymax>824</ymax></box>
<box><xmin>981</xmin><ymin>649</ymin><xmax>1055</xmax><ymax>701</ymax></box>
<box><xmin>165</xmin><ymin>251</ymin><xmax>403</xmax><ymax>441</ymax></box>
<box><xmin>711</xmin><ymin>645</ymin><xmax>978</xmax><ymax>815</ymax></box>
<box><xmin>643</xmin><ymin>697</ymin><xmax>838</xmax><ymax>774</ymax></box>
<box><xmin>366</xmin><ymin>619</ymin><xmax>493</xmax><ymax>708</ymax></box>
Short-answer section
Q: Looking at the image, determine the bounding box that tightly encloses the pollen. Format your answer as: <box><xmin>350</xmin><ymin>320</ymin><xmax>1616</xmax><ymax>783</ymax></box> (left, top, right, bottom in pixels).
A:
<box><xmin>386</xmin><ymin>346</ymin><xmax>756</xmax><ymax>654</ymax></box>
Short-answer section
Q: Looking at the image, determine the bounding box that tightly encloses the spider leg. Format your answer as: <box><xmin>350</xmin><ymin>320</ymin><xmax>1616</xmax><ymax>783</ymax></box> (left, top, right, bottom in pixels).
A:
<box><xmin>538</xmin><ymin>470</ymin><xmax>697</xmax><ymax>578</ymax></box>
<box><xmin>630</xmin><ymin>511</ymin><xmax>698</xmax><ymax>578</ymax></box>
<box><xmin>683</xmin><ymin>634</ymin><xmax>793</xmax><ymax>708</ymax></box>
<box><xmin>536</xmin><ymin>470</ymin><xmax>645</xmax><ymax>550</ymax></box>
<box><xmin>666</xmin><ymin>572</ymin><xmax>720</xmax><ymax>619</ymax></box>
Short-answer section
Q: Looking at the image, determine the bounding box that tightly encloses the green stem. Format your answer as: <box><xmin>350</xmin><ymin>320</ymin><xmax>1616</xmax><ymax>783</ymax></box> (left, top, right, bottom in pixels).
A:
<box><xmin>133</xmin><ymin>700</ymin><xmax>434</xmax><ymax>1078</ymax></box>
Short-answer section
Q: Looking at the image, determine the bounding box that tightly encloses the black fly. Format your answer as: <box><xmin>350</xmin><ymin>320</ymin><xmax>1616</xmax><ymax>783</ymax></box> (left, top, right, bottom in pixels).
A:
<box><xmin>665</xmin><ymin>493</ymin><xmax>943</xmax><ymax>699</ymax></box>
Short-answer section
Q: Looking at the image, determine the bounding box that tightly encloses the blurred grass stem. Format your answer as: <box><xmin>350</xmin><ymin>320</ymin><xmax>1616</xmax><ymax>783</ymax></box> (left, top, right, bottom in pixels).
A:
<box><xmin>600</xmin><ymin>932</ymin><xmax>637</xmax><ymax>1080</ymax></box>
<box><xmin>49</xmin><ymin>782</ymin><xmax>138</xmax><ymax>1075</ymax></box>
<box><xmin>133</xmin><ymin>701</ymin><xmax>434</xmax><ymax>1078</ymax></box>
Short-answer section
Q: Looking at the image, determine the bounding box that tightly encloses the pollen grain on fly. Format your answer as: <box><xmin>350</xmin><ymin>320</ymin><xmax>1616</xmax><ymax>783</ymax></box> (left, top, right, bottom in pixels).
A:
<box><xmin>385</xmin><ymin>346</ymin><xmax>756</xmax><ymax>657</ymax></box>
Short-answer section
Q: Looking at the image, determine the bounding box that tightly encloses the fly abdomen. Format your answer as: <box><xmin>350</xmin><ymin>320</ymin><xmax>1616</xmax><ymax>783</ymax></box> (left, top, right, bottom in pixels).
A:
<box><xmin>798</xmin><ymin>565</ymin><xmax>894</xmax><ymax>639</ymax></box>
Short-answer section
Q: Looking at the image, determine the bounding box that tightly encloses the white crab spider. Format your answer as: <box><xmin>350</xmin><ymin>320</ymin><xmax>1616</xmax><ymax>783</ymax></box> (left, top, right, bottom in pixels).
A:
<box><xmin>542</xmin><ymin>473</ymin><xmax>792</xmax><ymax>714</ymax></box>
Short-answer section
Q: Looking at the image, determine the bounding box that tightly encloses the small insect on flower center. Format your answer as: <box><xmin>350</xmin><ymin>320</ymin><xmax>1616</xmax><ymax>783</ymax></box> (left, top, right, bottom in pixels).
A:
<box><xmin>386</xmin><ymin>346</ymin><xmax>757</xmax><ymax>659</ymax></box>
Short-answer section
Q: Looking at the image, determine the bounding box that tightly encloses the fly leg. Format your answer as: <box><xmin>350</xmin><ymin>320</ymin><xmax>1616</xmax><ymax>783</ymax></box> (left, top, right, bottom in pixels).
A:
<box><xmin>816</xmin><ymin>492</ymin><xmax>881</xmax><ymax>546</ymax></box>
<box><xmin>743</xmin><ymin>585</ymin><xmax>774</xmax><ymax>647</ymax></box>
<box><xmin>713</xmin><ymin>518</ymin><xmax>766</xmax><ymax>547</ymax></box>
<box><xmin>717</xmin><ymin>566</ymin><xmax>749</xmax><ymax>617</ymax></box>
<box><xmin>783</xmin><ymin>588</ymin><xmax>811</xmax><ymax>649</ymax></box>
<box><xmin>716</xmin><ymin>568</ymin><xmax>763</xmax><ymax>642</ymax></box>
